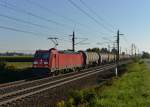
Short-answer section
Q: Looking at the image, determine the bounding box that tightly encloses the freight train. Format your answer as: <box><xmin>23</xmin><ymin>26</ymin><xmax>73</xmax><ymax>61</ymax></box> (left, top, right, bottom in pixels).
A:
<box><xmin>32</xmin><ymin>48</ymin><xmax>130</xmax><ymax>73</ymax></box>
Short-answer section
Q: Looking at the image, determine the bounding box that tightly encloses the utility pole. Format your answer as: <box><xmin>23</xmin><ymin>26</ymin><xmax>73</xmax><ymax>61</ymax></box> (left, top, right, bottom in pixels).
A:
<box><xmin>131</xmin><ymin>44</ymin><xmax>134</xmax><ymax>56</ymax></box>
<box><xmin>70</xmin><ymin>31</ymin><xmax>88</xmax><ymax>52</ymax></box>
<box><xmin>116</xmin><ymin>30</ymin><xmax>124</xmax><ymax>77</ymax></box>
<box><xmin>134</xmin><ymin>44</ymin><xmax>137</xmax><ymax>56</ymax></box>
<box><xmin>116</xmin><ymin>30</ymin><xmax>120</xmax><ymax>62</ymax></box>
<box><xmin>72</xmin><ymin>31</ymin><xmax>75</xmax><ymax>52</ymax></box>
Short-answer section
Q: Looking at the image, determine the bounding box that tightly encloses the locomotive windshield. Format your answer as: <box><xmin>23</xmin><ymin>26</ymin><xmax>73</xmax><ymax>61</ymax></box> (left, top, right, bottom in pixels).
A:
<box><xmin>34</xmin><ymin>52</ymin><xmax>49</xmax><ymax>59</ymax></box>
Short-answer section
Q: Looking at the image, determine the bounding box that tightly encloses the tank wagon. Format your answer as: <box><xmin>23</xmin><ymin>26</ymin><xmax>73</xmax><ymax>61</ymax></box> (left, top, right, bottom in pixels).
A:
<box><xmin>120</xmin><ymin>54</ymin><xmax>130</xmax><ymax>60</ymax></box>
<box><xmin>33</xmin><ymin>48</ymin><xmax>130</xmax><ymax>73</ymax></box>
<box><xmin>80</xmin><ymin>51</ymin><xmax>99</xmax><ymax>66</ymax></box>
<box><xmin>99</xmin><ymin>53</ymin><xmax>109</xmax><ymax>64</ymax></box>
<box><xmin>108</xmin><ymin>53</ymin><xmax>116</xmax><ymax>63</ymax></box>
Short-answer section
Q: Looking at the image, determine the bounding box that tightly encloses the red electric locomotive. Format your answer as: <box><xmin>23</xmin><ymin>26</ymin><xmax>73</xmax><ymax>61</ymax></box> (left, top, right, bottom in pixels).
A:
<box><xmin>33</xmin><ymin>48</ymin><xmax>84</xmax><ymax>72</ymax></box>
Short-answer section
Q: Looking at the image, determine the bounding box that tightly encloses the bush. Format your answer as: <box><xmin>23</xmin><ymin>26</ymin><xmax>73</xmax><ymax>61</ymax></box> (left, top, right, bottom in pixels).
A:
<box><xmin>83</xmin><ymin>89</ymin><xmax>97</xmax><ymax>106</ymax></box>
<box><xmin>65</xmin><ymin>98</ymin><xmax>74</xmax><ymax>107</ymax></box>
<box><xmin>139</xmin><ymin>61</ymin><xmax>144</xmax><ymax>64</ymax></box>
<box><xmin>65</xmin><ymin>90</ymin><xmax>98</xmax><ymax>107</ymax></box>
<box><xmin>57</xmin><ymin>100</ymin><xmax>65</xmax><ymax>107</ymax></box>
<box><xmin>69</xmin><ymin>90</ymin><xmax>83</xmax><ymax>106</ymax></box>
<box><xmin>7</xmin><ymin>65</ymin><xmax>16</xmax><ymax>70</ymax></box>
<box><xmin>0</xmin><ymin>62</ymin><xmax>6</xmax><ymax>70</ymax></box>
<box><xmin>133</xmin><ymin>57</ymin><xmax>140</xmax><ymax>63</ymax></box>
<box><xmin>83</xmin><ymin>90</ymin><xmax>97</xmax><ymax>103</ymax></box>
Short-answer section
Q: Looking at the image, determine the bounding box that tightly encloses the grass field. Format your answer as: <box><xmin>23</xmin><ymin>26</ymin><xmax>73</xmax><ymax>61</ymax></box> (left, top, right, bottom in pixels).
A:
<box><xmin>6</xmin><ymin>62</ymin><xmax>32</xmax><ymax>69</ymax></box>
<box><xmin>0</xmin><ymin>56</ymin><xmax>33</xmax><ymax>58</ymax></box>
<box><xmin>0</xmin><ymin>56</ymin><xmax>33</xmax><ymax>69</ymax></box>
<box><xmin>58</xmin><ymin>60</ymin><xmax>150</xmax><ymax>107</ymax></box>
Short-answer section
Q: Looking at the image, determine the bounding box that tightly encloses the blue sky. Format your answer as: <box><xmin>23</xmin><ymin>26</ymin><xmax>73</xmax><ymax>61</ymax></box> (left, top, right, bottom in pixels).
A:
<box><xmin>0</xmin><ymin>0</ymin><xmax>150</xmax><ymax>53</ymax></box>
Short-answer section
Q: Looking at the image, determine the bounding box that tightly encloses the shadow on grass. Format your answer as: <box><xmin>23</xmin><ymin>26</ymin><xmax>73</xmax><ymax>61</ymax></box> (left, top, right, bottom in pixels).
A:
<box><xmin>0</xmin><ymin>62</ymin><xmax>49</xmax><ymax>84</ymax></box>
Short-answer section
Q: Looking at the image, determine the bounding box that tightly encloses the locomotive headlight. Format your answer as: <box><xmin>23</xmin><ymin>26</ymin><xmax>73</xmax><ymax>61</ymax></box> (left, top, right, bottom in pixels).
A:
<box><xmin>33</xmin><ymin>61</ymin><xmax>38</xmax><ymax>64</ymax></box>
<box><xmin>44</xmin><ymin>62</ymin><xmax>48</xmax><ymax>64</ymax></box>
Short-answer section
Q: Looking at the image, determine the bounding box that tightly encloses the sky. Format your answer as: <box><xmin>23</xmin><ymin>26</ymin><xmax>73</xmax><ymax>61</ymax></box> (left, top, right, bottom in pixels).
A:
<box><xmin>0</xmin><ymin>0</ymin><xmax>150</xmax><ymax>53</ymax></box>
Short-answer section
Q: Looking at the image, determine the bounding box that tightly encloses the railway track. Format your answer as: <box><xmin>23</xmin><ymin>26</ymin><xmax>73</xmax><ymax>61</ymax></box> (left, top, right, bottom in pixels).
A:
<box><xmin>0</xmin><ymin>61</ymin><xmax>129</xmax><ymax>106</ymax></box>
<box><xmin>0</xmin><ymin>64</ymin><xmax>111</xmax><ymax>95</ymax></box>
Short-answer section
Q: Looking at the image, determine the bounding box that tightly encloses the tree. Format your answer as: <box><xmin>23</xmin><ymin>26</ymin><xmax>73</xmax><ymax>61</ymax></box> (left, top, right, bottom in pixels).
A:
<box><xmin>100</xmin><ymin>48</ymin><xmax>109</xmax><ymax>53</ymax></box>
<box><xmin>86</xmin><ymin>48</ymin><xmax>100</xmax><ymax>53</ymax></box>
<box><xmin>111</xmin><ymin>48</ymin><xmax>117</xmax><ymax>54</ymax></box>
<box><xmin>142</xmin><ymin>51</ymin><xmax>150</xmax><ymax>58</ymax></box>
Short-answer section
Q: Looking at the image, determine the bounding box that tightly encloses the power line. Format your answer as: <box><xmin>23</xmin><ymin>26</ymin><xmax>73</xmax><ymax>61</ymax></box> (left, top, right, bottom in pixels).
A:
<box><xmin>25</xmin><ymin>0</ymin><xmax>86</xmax><ymax>28</ymax></box>
<box><xmin>0</xmin><ymin>25</ymin><xmax>75</xmax><ymax>41</ymax></box>
<box><xmin>0</xmin><ymin>1</ymin><xmax>108</xmax><ymax>36</ymax></box>
<box><xmin>0</xmin><ymin>1</ymin><xmax>71</xmax><ymax>29</ymax></box>
<box><xmin>0</xmin><ymin>14</ymin><xmax>51</xmax><ymax>30</ymax></box>
<box><xmin>25</xmin><ymin>0</ymin><xmax>112</xmax><ymax>36</ymax></box>
<box><xmin>0</xmin><ymin>12</ymin><xmax>112</xmax><ymax>41</ymax></box>
<box><xmin>0</xmin><ymin>25</ymin><xmax>47</xmax><ymax>36</ymax></box>
<box><xmin>121</xmin><ymin>35</ymin><xmax>130</xmax><ymax>44</ymax></box>
<box><xmin>0</xmin><ymin>25</ymin><xmax>73</xmax><ymax>44</ymax></box>
<box><xmin>79</xmin><ymin>0</ymin><xmax>116</xmax><ymax>31</ymax></box>
<box><xmin>67</xmin><ymin>0</ymin><xmax>115</xmax><ymax>34</ymax></box>
<box><xmin>0</xmin><ymin>0</ymin><xmax>116</xmax><ymax>42</ymax></box>
<box><xmin>0</xmin><ymin>1</ymin><xmax>115</xmax><ymax>37</ymax></box>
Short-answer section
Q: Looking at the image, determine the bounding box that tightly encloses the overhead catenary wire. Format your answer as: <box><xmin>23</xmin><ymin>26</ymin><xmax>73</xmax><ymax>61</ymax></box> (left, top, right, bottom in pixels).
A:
<box><xmin>0</xmin><ymin>0</ymin><xmax>114</xmax><ymax>38</ymax></box>
<box><xmin>0</xmin><ymin>1</ymin><xmax>72</xmax><ymax>29</ymax></box>
<box><xmin>79</xmin><ymin>0</ymin><xmax>116</xmax><ymax>31</ymax></box>
<box><xmin>0</xmin><ymin>25</ymin><xmax>48</xmax><ymax>37</ymax></box>
<box><xmin>25</xmin><ymin>0</ymin><xmax>112</xmax><ymax>36</ymax></box>
<box><xmin>0</xmin><ymin>25</ymin><xmax>73</xmax><ymax>42</ymax></box>
<box><xmin>0</xmin><ymin>25</ymin><xmax>72</xmax><ymax>43</ymax></box>
<box><xmin>75</xmin><ymin>38</ymin><xmax>88</xmax><ymax>45</ymax></box>
<box><xmin>25</xmin><ymin>0</ymin><xmax>86</xmax><ymax>28</ymax></box>
<box><xmin>0</xmin><ymin>14</ymin><xmax>52</xmax><ymax>30</ymax></box>
<box><xmin>0</xmin><ymin>24</ymin><xmax>72</xmax><ymax>45</ymax></box>
<box><xmin>67</xmin><ymin>0</ymin><xmax>115</xmax><ymax>34</ymax></box>
<box><xmin>0</xmin><ymin>0</ymin><xmax>118</xmax><ymax>50</ymax></box>
<box><xmin>0</xmin><ymin>1</ymin><xmax>104</xmax><ymax>36</ymax></box>
<box><xmin>0</xmin><ymin>1</ymin><xmax>80</xmax><ymax>42</ymax></box>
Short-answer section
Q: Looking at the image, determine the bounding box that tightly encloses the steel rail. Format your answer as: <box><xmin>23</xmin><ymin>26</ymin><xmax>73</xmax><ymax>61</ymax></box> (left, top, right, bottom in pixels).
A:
<box><xmin>0</xmin><ymin>64</ymin><xmax>114</xmax><ymax>99</ymax></box>
<box><xmin>0</xmin><ymin>64</ymin><xmax>115</xmax><ymax>106</ymax></box>
<box><xmin>0</xmin><ymin>64</ymin><xmax>111</xmax><ymax>95</ymax></box>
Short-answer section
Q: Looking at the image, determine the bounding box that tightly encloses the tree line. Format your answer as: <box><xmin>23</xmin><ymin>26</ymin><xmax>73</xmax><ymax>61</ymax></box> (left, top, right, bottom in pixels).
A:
<box><xmin>86</xmin><ymin>47</ymin><xmax>118</xmax><ymax>54</ymax></box>
<box><xmin>142</xmin><ymin>51</ymin><xmax>150</xmax><ymax>58</ymax></box>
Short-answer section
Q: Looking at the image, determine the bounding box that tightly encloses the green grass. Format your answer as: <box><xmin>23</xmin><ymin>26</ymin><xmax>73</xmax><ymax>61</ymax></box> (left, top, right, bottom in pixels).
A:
<box><xmin>0</xmin><ymin>56</ymin><xmax>33</xmax><ymax>69</ymax></box>
<box><xmin>58</xmin><ymin>60</ymin><xmax>150</xmax><ymax>107</ymax></box>
<box><xmin>6</xmin><ymin>62</ymin><xmax>32</xmax><ymax>69</ymax></box>
<box><xmin>96</xmin><ymin>61</ymin><xmax>150</xmax><ymax>107</ymax></box>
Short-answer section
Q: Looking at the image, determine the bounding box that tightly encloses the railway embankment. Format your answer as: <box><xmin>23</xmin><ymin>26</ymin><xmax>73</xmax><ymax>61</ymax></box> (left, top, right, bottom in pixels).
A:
<box><xmin>58</xmin><ymin>59</ymin><xmax>150</xmax><ymax>107</ymax></box>
<box><xmin>0</xmin><ymin>61</ymin><xmax>128</xmax><ymax>107</ymax></box>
